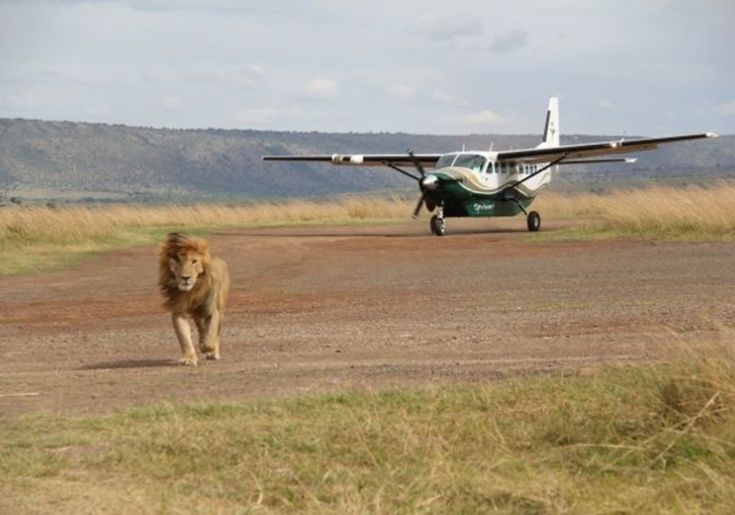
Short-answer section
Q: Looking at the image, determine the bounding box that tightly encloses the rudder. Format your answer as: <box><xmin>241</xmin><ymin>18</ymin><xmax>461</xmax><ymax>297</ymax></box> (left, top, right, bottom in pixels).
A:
<box><xmin>542</xmin><ymin>97</ymin><xmax>560</xmax><ymax>147</ymax></box>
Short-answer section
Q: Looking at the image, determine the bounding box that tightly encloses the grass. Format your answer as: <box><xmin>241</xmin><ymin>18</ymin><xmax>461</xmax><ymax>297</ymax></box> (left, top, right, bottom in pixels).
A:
<box><xmin>2</xmin><ymin>340</ymin><xmax>735</xmax><ymax>513</ymax></box>
<box><xmin>0</xmin><ymin>196</ymin><xmax>414</xmax><ymax>275</ymax></box>
<box><xmin>535</xmin><ymin>182</ymin><xmax>735</xmax><ymax>240</ymax></box>
<box><xmin>2</xmin><ymin>183</ymin><xmax>734</xmax><ymax>275</ymax></box>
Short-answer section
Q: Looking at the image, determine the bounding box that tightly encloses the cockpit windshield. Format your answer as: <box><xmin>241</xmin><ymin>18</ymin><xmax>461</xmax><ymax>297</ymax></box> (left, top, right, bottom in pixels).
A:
<box><xmin>453</xmin><ymin>154</ymin><xmax>487</xmax><ymax>173</ymax></box>
<box><xmin>435</xmin><ymin>153</ymin><xmax>457</xmax><ymax>168</ymax></box>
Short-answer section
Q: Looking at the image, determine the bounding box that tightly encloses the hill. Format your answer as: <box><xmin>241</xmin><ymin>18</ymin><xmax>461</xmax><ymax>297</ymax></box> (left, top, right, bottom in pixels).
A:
<box><xmin>0</xmin><ymin>118</ymin><xmax>732</xmax><ymax>203</ymax></box>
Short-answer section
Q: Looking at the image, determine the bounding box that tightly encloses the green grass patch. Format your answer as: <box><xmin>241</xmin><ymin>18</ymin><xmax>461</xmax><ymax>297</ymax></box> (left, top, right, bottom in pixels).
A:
<box><xmin>0</xmin><ymin>225</ymin><xmax>210</xmax><ymax>276</ymax></box>
<box><xmin>2</xmin><ymin>363</ymin><xmax>734</xmax><ymax>513</ymax></box>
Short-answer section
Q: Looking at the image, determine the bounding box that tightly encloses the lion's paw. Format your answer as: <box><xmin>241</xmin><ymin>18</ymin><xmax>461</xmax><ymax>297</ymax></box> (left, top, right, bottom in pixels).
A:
<box><xmin>205</xmin><ymin>352</ymin><xmax>220</xmax><ymax>361</ymax></box>
<box><xmin>179</xmin><ymin>357</ymin><xmax>198</xmax><ymax>367</ymax></box>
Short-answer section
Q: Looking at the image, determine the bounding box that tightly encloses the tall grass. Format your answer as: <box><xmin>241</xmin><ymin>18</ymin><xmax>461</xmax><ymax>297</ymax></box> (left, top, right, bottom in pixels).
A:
<box><xmin>536</xmin><ymin>182</ymin><xmax>735</xmax><ymax>239</ymax></box>
<box><xmin>0</xmin><ymin>196</ymin><xmax>414</xmax><ymax>275</ymax></box>
<box><xmin>0</xmin><ymin>196</ymin><xmax>414</xmax><ymax>246</ymax></box>
<box><xmin>2</xmin><ymin>332</ymin><xmax>734</xmax><ymax>513</ymax></box>
<box><xmin>1</xmin><ymin>183</ymin><xmax>734</xmax><ymax>275</ymax></box>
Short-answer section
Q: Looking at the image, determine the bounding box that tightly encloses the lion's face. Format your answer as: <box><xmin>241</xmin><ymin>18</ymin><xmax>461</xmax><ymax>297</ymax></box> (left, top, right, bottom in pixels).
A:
<box><xmin>169</xmin><ymin>249</ymin><xmax>205</xmax><ymax>292</ymax></box>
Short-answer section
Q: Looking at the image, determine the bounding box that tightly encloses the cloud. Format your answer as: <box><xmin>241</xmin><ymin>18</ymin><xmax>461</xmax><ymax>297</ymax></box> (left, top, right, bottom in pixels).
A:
<box><xmin>463</xmin><ymin>109</ymin><xmax>504</xmax><ymax>126</ymax></box>
<box><xmin>161</xmin><ymin>96</ymin><xmax>181</xmax><ymax>109</ymax></box>
<box><xmin>486</xmin><ymin>29</ymin><xmax>529</xmax><ymax>53</ymax></box>
<box><xmin>412</xmin><ymin>12</ymin><xmax>483</xmax><ymax>41</ymax></box>
<box><xmin>0</xmin><ymin>93</ymin><xmax>41</xmax><ymax>109</ymax></box>
<box><xmin>53</xmin><ymin>0</ymin><xmax>248</xmax><ymax>14</ymax></box>
<box><xmin>599</xmin><ymin>99</ymin><xmax>614</xmax><ymax>109</ymax></box>
<box><xmin>37</xmin><ymin>67</ymin><xmax>122</xmax><ymax>88</ymax></box>
<box><xmin>385</xmin><ymin>83</ymin><xmax>416</xmax><ymax>99</ymax></box>
<box><xmin>717</xmin><ymin>100</ymin><xmax>735</xmax><ymax>116</ymax></box>
<box><xmin>302</xmin><ymin>78</ymin><xmax>338</xmax><ymax>99</ymax></box>
<box><xmin>432</xmin><ymin>89</ymin><xmax>469</xmax><ymax>107</ymax></box>
<box><xmin>235</xmin><ymin>106</ymin><xmax>304</xmax><ymax>126</ymax></box>
<box><xmin>185</xmin><ymin>65</ymin><xmax>264</xmax><ymax>88</ymax></box>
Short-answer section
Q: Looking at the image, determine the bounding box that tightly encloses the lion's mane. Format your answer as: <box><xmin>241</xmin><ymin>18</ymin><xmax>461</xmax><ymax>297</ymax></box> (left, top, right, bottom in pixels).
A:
<box><xmin>158</xmin><ymin>232</ymin><xmax>229</xmax><ymax>317</ymax></box>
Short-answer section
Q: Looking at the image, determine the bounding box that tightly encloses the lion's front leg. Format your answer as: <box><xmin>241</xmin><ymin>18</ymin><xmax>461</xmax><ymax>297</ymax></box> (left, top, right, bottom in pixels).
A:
<box><xmin>194</xmin><ymin>316</ymin><xmax>207</xmax><ymax>352</ymax></box>
<box><xmin>172</xmin><ymin>313</ymin><xmax>198</xmax><ymax>366</ymax></box>
<box><xmin>197</xmin><ymin>311</ymin><xmax>221</xmax><ymax>361</ymax></box>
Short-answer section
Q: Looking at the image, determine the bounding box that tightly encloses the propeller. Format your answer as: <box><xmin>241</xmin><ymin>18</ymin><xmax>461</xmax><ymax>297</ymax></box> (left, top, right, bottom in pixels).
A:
<box><xmin>408</xmin><ymin>149</ymin><xmax>430</xmax><ymax>218</ymax></box>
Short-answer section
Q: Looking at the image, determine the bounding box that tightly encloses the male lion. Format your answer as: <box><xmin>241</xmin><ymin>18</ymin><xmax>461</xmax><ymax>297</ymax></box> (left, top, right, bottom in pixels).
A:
<box><xmin>158</xmin><ymin>233</ymin><xmax>230</xmax><ymax>366</ymax></box>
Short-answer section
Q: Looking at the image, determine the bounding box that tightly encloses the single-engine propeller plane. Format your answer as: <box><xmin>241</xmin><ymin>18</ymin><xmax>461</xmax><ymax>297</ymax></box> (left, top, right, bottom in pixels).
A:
<box><xmin>263</xmin><ymin>98</ymin><xmax>717</xmax><ymax>236</ymax></box>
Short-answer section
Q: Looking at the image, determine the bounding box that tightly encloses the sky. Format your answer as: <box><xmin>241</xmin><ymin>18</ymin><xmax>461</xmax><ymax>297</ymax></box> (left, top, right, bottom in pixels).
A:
<box><xmin>0</xmin><ymin>0</ymin><xmax>734</xmax><ymax>135</ymax></box>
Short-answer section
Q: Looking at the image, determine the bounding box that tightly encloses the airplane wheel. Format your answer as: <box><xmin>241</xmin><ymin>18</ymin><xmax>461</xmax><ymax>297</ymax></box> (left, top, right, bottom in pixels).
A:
<box><xmin>430</xmin><ymin>215</ymin><xmax>445</xmax><ymax>236</ymax></box>
<box><xmin>527</xmin><ymin>211</ymin><xmax>541</xmax><ymax>232</ymax></box>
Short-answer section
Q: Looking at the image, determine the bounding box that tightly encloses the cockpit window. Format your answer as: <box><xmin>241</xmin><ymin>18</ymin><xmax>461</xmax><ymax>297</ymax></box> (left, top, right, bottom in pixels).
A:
<box><xmin>435</xmin><ymin>153</ymin><xmax>457</xmax><ymax>168</ymax></box>
<box><xmin>453</xmin><ymin>154</ymin><xmax>487</xmax><ymax>173</ymax></box>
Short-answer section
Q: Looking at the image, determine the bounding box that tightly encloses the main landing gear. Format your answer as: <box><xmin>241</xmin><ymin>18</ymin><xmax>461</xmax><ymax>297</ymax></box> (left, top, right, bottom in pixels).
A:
<box><xmin>430</xmin><ymin>208</ymin><xmax>445</xmax><ymax>236</ymax></box>
<box><xmin>526</xmin><ymin>211</ymin><xmax>541</xmax><ymax>232</ymax></box>
<box><xmin>428</xmin><ymin>208</ymin><xmax>540</xmax><ymax>236</ymax></box>
<box><xmin>507</xmin><ymin>195</ymin><xmax>541</xmax><ymax>233</ymax></box>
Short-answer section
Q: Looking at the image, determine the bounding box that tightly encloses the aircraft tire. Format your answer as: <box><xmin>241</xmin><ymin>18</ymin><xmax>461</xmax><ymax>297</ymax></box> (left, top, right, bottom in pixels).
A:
<box><xmin>527</xmin><ymin>211</ymin><xmax>541</xmax><ymax>232</ymax></box>
<box><xmin>430</xmin><ymin>215</ymin><xmax>445</xmax><ymax>236</ymax></box>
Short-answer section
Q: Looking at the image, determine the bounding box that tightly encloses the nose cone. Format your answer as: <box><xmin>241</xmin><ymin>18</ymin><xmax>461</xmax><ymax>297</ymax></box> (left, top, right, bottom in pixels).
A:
<box><xmin>421</xmin><ymin>174</ymin><xmax>439</xmax><ymax>191</ymax></box>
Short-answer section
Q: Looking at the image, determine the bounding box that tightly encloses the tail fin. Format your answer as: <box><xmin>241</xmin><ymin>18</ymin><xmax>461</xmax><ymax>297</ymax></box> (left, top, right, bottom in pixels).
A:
<box><xmin>541</xmin><ymin>97</ymin><xmax>559</xmax><ymax>147</ymax></box>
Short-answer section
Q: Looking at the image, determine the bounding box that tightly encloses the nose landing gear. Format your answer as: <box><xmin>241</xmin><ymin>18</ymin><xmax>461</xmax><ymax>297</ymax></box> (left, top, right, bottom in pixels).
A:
<box><xmin>430</xmin><ymin>208</ymin><xmax>446</xmax><ymax>236</ymax></box>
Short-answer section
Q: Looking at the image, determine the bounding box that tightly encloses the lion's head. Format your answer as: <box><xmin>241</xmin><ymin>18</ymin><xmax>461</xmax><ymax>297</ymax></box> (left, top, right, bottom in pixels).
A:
<box><xmin>159</xmin><ymin>233</ymin><xmax>210</xmax><ymax>294</ymax></box>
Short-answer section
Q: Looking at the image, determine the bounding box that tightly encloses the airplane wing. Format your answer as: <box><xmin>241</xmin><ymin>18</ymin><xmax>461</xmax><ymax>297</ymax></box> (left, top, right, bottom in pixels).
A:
<box><xmin>498</xmin><ymin>133</ymin><xmax>718</xmax><ymax>164</ymax></box>
<box><xmin>263</xmin><ymin>153</ymin><xmax>442</xmax><ymax>167</ymax></box>
<box><xmin>263</xmin><ymin>133</ymin><xmax>717</xmax><ymax>168</ymax></box>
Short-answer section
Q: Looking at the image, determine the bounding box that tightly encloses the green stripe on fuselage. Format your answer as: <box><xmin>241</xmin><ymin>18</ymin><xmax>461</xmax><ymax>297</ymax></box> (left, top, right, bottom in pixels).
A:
<box><xmin>429</xmin><ymin>169</ymin><xmax>538</xmax><ymax>217</ymax></box>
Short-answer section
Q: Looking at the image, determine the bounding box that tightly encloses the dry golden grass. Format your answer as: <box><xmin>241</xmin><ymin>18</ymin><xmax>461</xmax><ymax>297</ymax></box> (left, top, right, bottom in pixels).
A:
<box><xmin>0</xmin><ymin>195</ymin><xmax>414</xmax><ymax>245</ymax></box>
<box><xmin>1</xmin><ymin>183</ymin><xmax>734</xmax><ymax>275</ymax></box>
<box><xmin>537</xmin><ymin>182</ymin><xmax>735</xmax><ymax>239</ymax></box>
<box><xmin>2</xmin><ymin>183</ymin><xmax>734</xmax><ymax>246</ymax></box>
<box><xmin>0</xmin><ymin>196</ymin><xmax>414</xmax><ymax>275</ymax></box>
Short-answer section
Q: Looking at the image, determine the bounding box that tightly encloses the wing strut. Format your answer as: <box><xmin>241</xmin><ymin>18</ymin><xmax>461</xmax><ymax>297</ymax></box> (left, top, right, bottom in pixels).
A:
<box><xmin>499</xmin><ymin>154</ymin><xmax>568</xmax><ymax>214</ymax></box>
<box><xmin>501</xmin><ymin>154</ymin><xmax>568</xmax><ymax>196</ymax></box>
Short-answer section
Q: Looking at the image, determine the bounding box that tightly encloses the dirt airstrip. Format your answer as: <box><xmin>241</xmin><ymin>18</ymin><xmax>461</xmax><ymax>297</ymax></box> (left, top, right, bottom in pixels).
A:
<box><xmin>1</xmin><ymin>219</ymin><xmax>734</xmax><ymax>417</ymax></box>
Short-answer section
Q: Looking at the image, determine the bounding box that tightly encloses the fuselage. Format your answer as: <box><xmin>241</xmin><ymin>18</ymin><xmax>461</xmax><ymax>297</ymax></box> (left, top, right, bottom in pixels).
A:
<box><xmin>421</xmin><ymin>151</ymin><xmax>553</xmax><ymax>217</ymax></box>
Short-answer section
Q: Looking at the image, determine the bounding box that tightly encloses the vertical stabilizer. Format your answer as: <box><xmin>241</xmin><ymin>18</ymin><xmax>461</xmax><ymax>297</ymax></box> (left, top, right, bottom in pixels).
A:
<box><xmin>541</xmin><ymin>97</ymin><xmax>560</xmax><ymax>147</ymax></box>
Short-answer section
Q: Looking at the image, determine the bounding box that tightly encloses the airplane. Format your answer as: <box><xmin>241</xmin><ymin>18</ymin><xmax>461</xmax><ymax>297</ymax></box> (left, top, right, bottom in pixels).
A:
<box><xmin>263</xmin><ymin>97</ymin><xmax>717</xmax><ymax>236</ymax></box>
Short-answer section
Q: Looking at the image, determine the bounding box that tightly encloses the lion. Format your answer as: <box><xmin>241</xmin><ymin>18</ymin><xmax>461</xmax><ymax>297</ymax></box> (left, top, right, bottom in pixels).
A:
<box><xmin>158</xmin><ymin>233</ymin><xmax>230</xmax><ymax>366</ymax></box>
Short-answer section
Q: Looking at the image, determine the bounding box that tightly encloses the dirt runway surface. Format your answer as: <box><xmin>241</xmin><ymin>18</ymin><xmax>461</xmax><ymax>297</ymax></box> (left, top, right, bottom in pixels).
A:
<box><xmin>1</xmin><ymin>219</ymin><xmax>734</xmax><ymax>417</ymax></box>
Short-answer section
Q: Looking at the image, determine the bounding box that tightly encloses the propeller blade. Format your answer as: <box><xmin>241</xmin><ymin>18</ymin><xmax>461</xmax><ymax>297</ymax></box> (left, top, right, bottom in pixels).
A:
<box><xmin>407</xmin><ymin>149</ymin><xmax>426</xmax><ymax>177</ymax></box>
<box><xmin>412</xmin><ymin>193</ymin><xmax>426</xmax><ymax>219</ymax></box>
